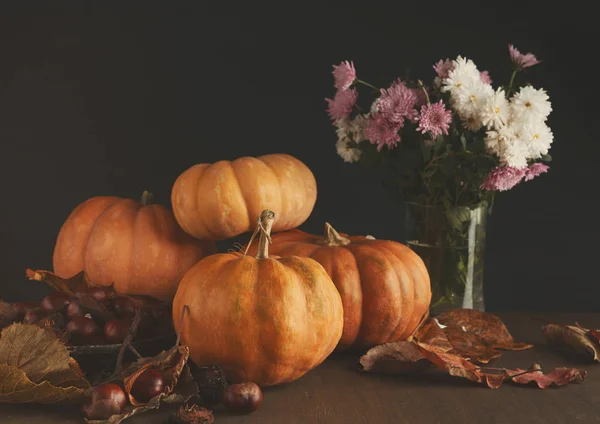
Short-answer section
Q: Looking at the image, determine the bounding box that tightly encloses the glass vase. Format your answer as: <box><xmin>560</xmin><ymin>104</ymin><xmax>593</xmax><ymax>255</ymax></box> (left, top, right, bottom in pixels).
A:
<box><xmin>402</xmin><ymin>202</ymin><xmax>488</xmax><ymax>314</ymax></box>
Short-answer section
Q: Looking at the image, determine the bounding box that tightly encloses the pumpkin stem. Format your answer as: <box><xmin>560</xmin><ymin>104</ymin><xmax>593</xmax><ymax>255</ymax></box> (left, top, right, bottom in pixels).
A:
<box><xmin>320</xmin><ymin>222</ymin><xmax>351</xmax><ymax>246</ymax></box>
<box><xmin>255</xmin><ymin>210</ymin><xmax>275</xmax><ymax>259</ymax></box>
<box><xmin>140</xmin><ymin>190</ymin><xmax>154</xmax><ymax>206</ymax></box>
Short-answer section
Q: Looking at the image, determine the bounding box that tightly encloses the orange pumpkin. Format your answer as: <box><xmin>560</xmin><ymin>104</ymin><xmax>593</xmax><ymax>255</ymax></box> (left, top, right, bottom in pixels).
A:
<box><xmin>171</xmin><ymin>153</ymin><xmax>317</xmax><ymax>241</ymax></box>
<box><xmin>246</xmin><ymin>223</ymin><xmax>431</xmax><ymax>350</ymax></box>
<box><xmin>52</xmin><ymin>192</ymin><xmax>216</xmax><ymax>301</ymax></box>
<box><xmin>172</xmin><ymin>210</ymin><xmax>343</xmax><ymax>387</ymax></box>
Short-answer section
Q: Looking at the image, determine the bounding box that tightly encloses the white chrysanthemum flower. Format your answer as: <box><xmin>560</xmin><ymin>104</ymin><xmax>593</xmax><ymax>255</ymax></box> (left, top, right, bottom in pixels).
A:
<box><xmin>441</xmin><ymin>56</ymin><xmax>480</xmax><ymax>94</ymax></box>
<box><xmin>485</xmin><ymin>125</ymin><xmax>529</xmax><ymax>168</ymax></box>
<box><xmin>461</xmin><ymin>115</ymin><xmax>484</xmax><ymax>132</ymax></box>
<box><xmin>514</xmin><ymin>120</ymin><xmax>554</xmax><ymax>158</ymax></box>
<box><xmin>481</xmin><ymin>88</ymin><xmax>510</xmax><ymax>130</ymax></box>
<box><xmin>348</xmin><ymin>114</ymin><xmax>368</xmax><ymax>143</ymax></box>
<box><xmin>336</xmin><ymin>138</ymin><xmax>361</xmax><ymax>163</ymax></box>
<box><xmin>370</xmin><ymin>99</ymin><xmax>380</xmax><ymax>113</ymax></box>
<box><xmin>511</xmin><ymin>86</ymin><xmax>552</xmax><ymax>124</ymax></box>
<box><xmin>452</xmin><ymin>81</ymin><xmax>494</xmax><ymax>121</ymax></box>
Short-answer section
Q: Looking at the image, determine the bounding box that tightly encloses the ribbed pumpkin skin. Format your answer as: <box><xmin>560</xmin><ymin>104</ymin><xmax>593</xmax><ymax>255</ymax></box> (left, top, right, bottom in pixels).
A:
<box><xmin>52</xmin><ymin>196</ymin><xmax>216</xmax><ymax>301</ymax></box>
<box><xmin>247</xmin><ymin>229</ymin><xmax>431</xmax><ymax>350</ymax></box>
<box><xmin>171</xmin><ymin>154</ymin><xmax>317</xmax><ymax>241</ymax></box>
<box><xmin>172</xmin><ymin>253</ymin><xmax>344</xmax><ymax>387</ymax></box>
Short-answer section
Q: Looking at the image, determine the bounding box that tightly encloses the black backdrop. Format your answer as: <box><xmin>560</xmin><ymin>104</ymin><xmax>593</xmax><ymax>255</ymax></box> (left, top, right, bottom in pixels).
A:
<box><xmin>0</xmin><ymin>2</ymin><xmax>597</xmax><ymax>311</ymax></box>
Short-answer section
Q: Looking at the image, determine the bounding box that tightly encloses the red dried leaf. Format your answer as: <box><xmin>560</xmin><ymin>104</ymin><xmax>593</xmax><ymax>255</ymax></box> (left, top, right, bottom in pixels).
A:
<box><xmin>436</xmin><ymin>309</ymin><xmax>533</xmax><ymax>363</ymax></box>
<box><xmin>360</xmin><ymin>341</ymin><xmax>429</xmax><ymax>375</ymax></box>
<box><xmin>505</xmin><ymin>365</ymin><xmax>586</xmax><ymax>389</ymax></box>
<box><xmin>416</xmin><ymin>343</ymin><xmax>482</xmax><ymax>382</ymax></box>
<box><xmin>412</xmin><ymin>318</ymin><xmax>454</xmax><ymax>353</ymax></box>
<box><xmin>542</xmin><ymin>324</ymin><xmax>599</xmax><ymax>362</ymax></box>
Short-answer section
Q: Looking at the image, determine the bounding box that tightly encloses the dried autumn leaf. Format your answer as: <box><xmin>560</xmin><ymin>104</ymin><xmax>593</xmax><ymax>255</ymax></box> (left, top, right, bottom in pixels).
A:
<box><xmin>505</xmin><ymin>364</ymin><xmax>586</xmax><ymax>389</ymax></box>
<box><xmin>359</xmin><ymin>341</ymin><xmax>429</xmax><ymax>375</ymax></box>
<box><xmin>0</xmin><ymin>323</ymin><xmax>90</xmax><ymax>404</ymax></box>
<box><xmin>171</xmin><ymin>404</ymin><xmax>215</xmax><ymax>424</ymax></box>
<box><xmin>436</xmin><ymin>309</ymin><xmax>533</xmax><ymax>363</ymax></box>
<box><xmin>124</xmin><ymin>345</ymin><xmax>191</xmax><ymax>406</ymax></box>
<box><xmin>412</xmin><ymin>317</ymin><xmax>454</xmax><ymax>353</ymax></box>
<box><xmin>542</xmin><ymin>324</ymin><xmax>599</xmax><ymax>362</ymax></box>
<box><xmin>26</xmin><ymin>269</ymin><xmax>92</xmax><ymax>296</ymax></box>
<box><xmin>86</xmin><ymin>346</ymin><xmax>198</xmax><ymax>424</ymax></box>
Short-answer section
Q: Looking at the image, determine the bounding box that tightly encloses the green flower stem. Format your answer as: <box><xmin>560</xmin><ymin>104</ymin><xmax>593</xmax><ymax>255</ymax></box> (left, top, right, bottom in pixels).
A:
<box><xmin>507</xmin><ymin>70</ymin><xmax>518</xmax><ymax>96</ymax></box>
<box><xmin>417</xmin><ymin>80</ymin><xmax>431</xmax><ymax>105</ymax></box>
<box><xmin>356</xmin><ymin>79</ymin><xmax>379</xmax><ymax>91</ymax></box>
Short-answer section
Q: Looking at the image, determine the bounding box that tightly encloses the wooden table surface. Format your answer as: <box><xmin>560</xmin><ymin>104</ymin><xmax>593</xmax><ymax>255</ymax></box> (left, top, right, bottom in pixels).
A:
<box><xmin>1</xmin><ymin>313</ymin><xmax>599</xmax><ymax>424</ymax></box>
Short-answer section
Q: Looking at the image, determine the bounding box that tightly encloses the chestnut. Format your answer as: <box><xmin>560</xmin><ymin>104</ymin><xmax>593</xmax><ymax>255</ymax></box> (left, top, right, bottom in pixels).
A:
<box><xmin>104</xmin><ymin>319</ymin><xmax>132</xmax><ymax>344</ymax></box>
<box><xmin>76</xmin><ymin>286</ymin><xmax>113</xmax><ymax>302</ymax></box>
<box><xmin>222</xmin><ymin>382</ymin><xmax>263</xmax><ymax>414</ymax></box>
<box><xmin>130</xmin><ymin>368</ymin><xmax>165</xmax><ymax>403</ymax></box>
<box><xmin>66</xmin><ymin>316</ymin><xmax>99</xmax><ymax>337</ymax></box>
<box><xmin>113</xmin><ymin>296</ymin><xmax>136</xmax><ymax>317</ymax></box>
<box><xmin>12</xmin><ymin>301</ymin><xmax>39</xmax><ymax>317</ymax></box>
<box><xmin>40</xmin><ymin>292</ymin><xmax>71</xmax><ymax>313</ymax></box>
<box><xmin>66</xmin><ymin>301</ymin><xmax>84</xmax><ymax>318</ymax></box>
<box><xmin>23</xmin><ymin>308</ymin><xmax>44</xmax><ymax>324</ymax></box>
<box><xmin>82</xmin><ymin>383</ymin><xmax>127</xmax><ymax>420</ymax></box>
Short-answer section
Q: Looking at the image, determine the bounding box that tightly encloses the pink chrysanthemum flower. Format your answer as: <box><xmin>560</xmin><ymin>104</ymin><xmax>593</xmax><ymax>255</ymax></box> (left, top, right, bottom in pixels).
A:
<box><xmin>509</xmin><ymin>44</ymin><xmax>541</xmax><ymax>70</ymax></box>
<box><xmin>481</xmin><ymin>166</ymin><xmax>526</xmax><ymax>191</ymax></box>
<box><xmin>377</xmin><ymin>79</ymin><xmax>418</xmax><ymax>124</ymax></box>
<box><xmin>416</xmin><ymin>100</ymin><xmax>452</xmax><ymax>138</ymax></box>
<box><xmin>524</xmin><ymin>163</ymin><xmax>549</xmax><ymax>181</ymax></box>
<box><xmin>480</xmin><ymin>70</ymin><xmax>492</xmax><ymax>84</ymax></box>
<box><xmin>365</xmin><ymin>112</ymin><xmax>402</xmax><ymax>151</ymax></box>
<box><xmin>325</xmin><ymin>88</ymin><xmax>358</xmax><ymax>124</ymax></box>
<box><xmin>332</xmin><ymin>61</ymin><xmax>357</xmax><ymax>91</ymax></box>
<box><xmin>433</xmin><ymin>58</ymin><xmax>454</xmax><ymax>79</ymax></box>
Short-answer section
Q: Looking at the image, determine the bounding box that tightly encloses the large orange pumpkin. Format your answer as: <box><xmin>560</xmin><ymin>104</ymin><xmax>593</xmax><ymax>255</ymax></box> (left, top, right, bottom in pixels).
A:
<box><xmin>52</xmin><ymin>192</ymin><xmax>216</xmax><ymax>301</ymax></box>
<box><xmin>246</xmin><ymin>223</ymin><xmax>431</xmax><ymax>350</ymax></box>
<box><xmin>171</xmin><ymin>153</ymin><xmax>317</xmax><ymax>241</ymax></box>
<box><xmin>172</xmin><ymin>210</ymin><xmax>343</xmax><ymax>387</ymax></box>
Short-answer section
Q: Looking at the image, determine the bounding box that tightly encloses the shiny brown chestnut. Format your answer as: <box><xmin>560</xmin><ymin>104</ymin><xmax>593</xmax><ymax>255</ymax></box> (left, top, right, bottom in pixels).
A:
<box><xmin>82</xmin><ymin>383</ymin><xmax>127</xmax><ymax>420</ymax></box>
<box><xmin>222</xmin><ymin>382</ymin><xmax>263</xmax><ymax>414</ymax></box>
<box><xmin>103</xmin><ymin>319</ymin><xmax>132</xmax><ymax>344</ymax></box>
<box><xmin>66</xmin><ymin>316</ymin><xmax>99</xmax><ymax>337</ymax></box>
<box><xmin>130</xmin><ymin>368</ymin><xmax>165</xmax><ymax>403</ymax></box>
<box><xmin>40</xmin><ymin>292</ymin><xmax>71</xmax><ymax>313</ymax></box>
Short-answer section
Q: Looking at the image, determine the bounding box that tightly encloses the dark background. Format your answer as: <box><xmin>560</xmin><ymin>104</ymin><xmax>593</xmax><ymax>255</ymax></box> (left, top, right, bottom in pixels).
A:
<box><xmin>0</xmin><ymin>2</ymin><xmax>596</xmax><ymax>311</ymax></box>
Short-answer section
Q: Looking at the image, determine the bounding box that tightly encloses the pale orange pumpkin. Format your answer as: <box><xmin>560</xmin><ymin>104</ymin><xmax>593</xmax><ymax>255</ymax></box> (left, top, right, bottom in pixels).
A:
<box><xmin>246</xmin><ymin>223</ymin><xmax>431</xmax><ymax>350</ymax></box>
<box><xmin>52</xmin><ymin>192</ymin><xmax>216</xmax><ymax>301</ymax></box>
<box><xmin>172</xmin><ymin>210</ymin><xmax>343</xmax><ymax>387</ymax></box>
<box><xmin>171</xmin><ymin>153</ymin><xmax>317</xmax><ymax>241</ymax></box>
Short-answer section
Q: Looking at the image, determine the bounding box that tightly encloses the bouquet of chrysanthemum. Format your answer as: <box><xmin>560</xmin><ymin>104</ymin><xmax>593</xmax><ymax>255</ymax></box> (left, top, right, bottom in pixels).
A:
<box><xmin>326</xmin><ymin>44</ymin><xmax>552</xmax><ymax>209</ymax></box>
<box><xmin>325</xmin><ymin>45</ymin><xmax>553</xmax><ymax>310</ymax></box>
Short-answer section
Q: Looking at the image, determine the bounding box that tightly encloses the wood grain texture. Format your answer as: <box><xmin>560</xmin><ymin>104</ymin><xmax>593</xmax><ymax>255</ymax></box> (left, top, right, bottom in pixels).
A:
<box><xmin>1</xmin><ymin>313</ymin><xmax>599</xmax><ymax>423</ymax></box>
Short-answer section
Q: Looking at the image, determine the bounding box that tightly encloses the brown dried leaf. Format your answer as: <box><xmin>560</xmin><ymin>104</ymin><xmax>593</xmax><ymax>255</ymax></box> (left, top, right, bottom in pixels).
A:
<box><xmin>359</xmin><ymin>341</ymin><xmax>429</xmax><ymax>375</ymax></box>
<box><xmin>26</xmin><ymin>269</ymin><xmax>92</xmax><ymax>296</ymax></box>
<box><xmin>86</xmin><ymin>364</ymin><xmax>198</xmax><ymax>424</ymax></box>
<box><xmin>124</xmin><ymin>345</ymin><xmax>191</xmax><ymax>406</ymax></box>
<box><xmin>0</xmin><ymin>323</ymin><xmax>90</xmax><ymax>404</ymax></box>
<box><xmin>415</xmin><ymin>343</ymin><xmax>482</xmax><ymax>382</ymax></box>
<box><xmin>171</xmin><ymin>404</ymin><xmax>215</xmax><ymax>424</ymax></box>
<box><xmin>542</xmin><ymin>324</ymin><xmax>599</xmax><ymax>362</ymax></box>
<box><xmin>412</xmin><ymin>317</ymin><xmax>454</xmax><ymax>353</ymax></box>
<box><xmin>436</xmin><ymin>309</ymin><xmax>533</xmax><ymax>363</ymax></box>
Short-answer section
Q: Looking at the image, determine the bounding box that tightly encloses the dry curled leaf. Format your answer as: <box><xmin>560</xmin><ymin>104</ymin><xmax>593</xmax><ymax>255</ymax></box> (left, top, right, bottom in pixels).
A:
<box><xmin>26</xmin><ymin>269</ymin><xmax>92</xmax><ymax>296</ymax></box>
<box><xmin>0</xmin><ymin>323</ymin><xmax>90</xmax><ymax>404</ymax></box>
<box><xmin>359</xmin><ymin>341</ymin><xmax>429</xmax><ymax>375</ymax></box>
<box><xmin>542</xmin><ymin>324</ymin><xmax>600</xmax><ymax>362</ymax></box>
<box><xmin>436</xmin><ymin>309</ymin><xmax>533</xmax><ymax>363</ymax></box>
<box><xmin>86</xmin><ymin>345</ymin><xmax>198</xmax><ymax>424</ymax></box>
<box><xmin>170</xmin><ymin>403</ymin><xmax>215</xmax><ymax>424</ymax></box>
<box><xmin>505</xmin><ymin>364</ymin><xmax>586</xmax><ymax>389</ymax></box>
